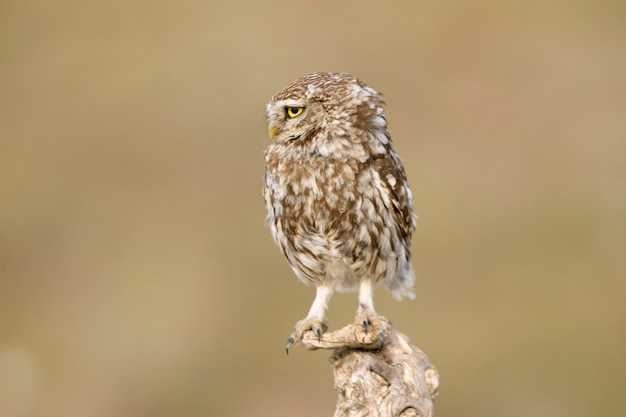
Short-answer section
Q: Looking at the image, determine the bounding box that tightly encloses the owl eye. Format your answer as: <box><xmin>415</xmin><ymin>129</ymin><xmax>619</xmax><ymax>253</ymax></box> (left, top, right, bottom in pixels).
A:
<box><xmin>286</xmin><ymin>106</ymin><xmax>305</xmax><ymax>118</ymax></box>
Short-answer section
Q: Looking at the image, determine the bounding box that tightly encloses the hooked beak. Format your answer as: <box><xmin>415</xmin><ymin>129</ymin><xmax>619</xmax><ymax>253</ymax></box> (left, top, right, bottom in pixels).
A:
<box><xmin>268</xmin><ymin>124</ymin><xmax>280</xmax><ymax>141</ymax></box>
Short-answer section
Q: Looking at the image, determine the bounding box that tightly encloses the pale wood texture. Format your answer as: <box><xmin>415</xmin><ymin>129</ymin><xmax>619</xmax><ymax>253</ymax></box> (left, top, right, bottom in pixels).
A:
<box><xmin>298</xmin><ymin>316</ymin><xmax>439</xmax><ymax>417</ymax></box>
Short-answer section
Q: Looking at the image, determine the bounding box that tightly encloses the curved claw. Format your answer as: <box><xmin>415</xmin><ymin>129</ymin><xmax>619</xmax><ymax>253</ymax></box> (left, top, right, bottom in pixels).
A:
<box><xmin>315</xmin><ymin>326</ymin><xmax>323</xmax><ymax>341</ymax></box>
<box><xmin>286</xmin><ymin>335</ymin><xmax>295</xmax><ymax>355</ymax></box>
<box><xmin>361</xmin><ymin>319</ymin><xmax>369</xmax><ymax>333</ymax></box>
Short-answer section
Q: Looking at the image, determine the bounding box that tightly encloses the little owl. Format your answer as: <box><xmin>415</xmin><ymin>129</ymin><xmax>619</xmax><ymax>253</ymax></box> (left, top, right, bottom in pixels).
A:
<box><xmin>263</xmin><ymin>72</ymin><xmax>417</xmax><ymax>351</ymax></box>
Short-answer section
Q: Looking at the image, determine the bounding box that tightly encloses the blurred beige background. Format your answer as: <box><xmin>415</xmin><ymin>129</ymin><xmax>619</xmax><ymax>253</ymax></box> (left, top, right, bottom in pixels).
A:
<box><xmin>1</xmin><ymin>1</ymin><xmax>624</xmax><ymax>416</ymax></box>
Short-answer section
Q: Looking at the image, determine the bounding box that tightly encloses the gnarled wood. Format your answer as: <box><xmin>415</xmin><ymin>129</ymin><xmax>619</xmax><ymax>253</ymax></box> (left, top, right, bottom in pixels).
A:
<box><xmin>299</xmin><ymin>317</ymin><xmax>439</xmax><ymax>417</ymax></box>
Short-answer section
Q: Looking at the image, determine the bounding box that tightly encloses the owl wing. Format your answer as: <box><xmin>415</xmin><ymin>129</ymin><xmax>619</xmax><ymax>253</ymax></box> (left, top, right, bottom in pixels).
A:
<box><xmin>373</xmin><ymin>150</ymin><xmax>416</xmax><ymax>241</ymax></box>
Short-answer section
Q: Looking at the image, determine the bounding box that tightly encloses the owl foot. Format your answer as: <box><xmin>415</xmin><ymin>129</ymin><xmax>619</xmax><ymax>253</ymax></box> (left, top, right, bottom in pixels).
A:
<box><xmin>285</xmin><ymin>316</ymin><xmax>328</xmax><ymax>354</ymax></box>
<box><xmin>355</xmin><ymin>310</ymin><xmax>387</xmax><ymax>345</ymax></box>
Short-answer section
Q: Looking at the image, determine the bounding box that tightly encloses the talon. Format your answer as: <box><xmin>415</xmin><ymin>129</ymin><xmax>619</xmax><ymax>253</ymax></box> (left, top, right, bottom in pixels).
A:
<box><xmin>286</xmin><ymin>336</ymin><xmax>295</xmax><ymax>355</ymax></box>
<box><xmin>378</xmin><ymin>331</ymin><xmax>385</xmax><ymax>345</ymax></box>
<box><xmin>288</xmin><ymin>316</ymin><xmax>327</xmax><ymax>351</ymax></box>
<box><xmin>362</xmin><ymin>319</ymin><xmax>369</xmax><ymax>333</ymax></box>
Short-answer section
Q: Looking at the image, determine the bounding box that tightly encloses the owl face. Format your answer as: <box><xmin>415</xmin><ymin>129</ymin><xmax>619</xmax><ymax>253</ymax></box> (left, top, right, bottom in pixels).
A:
<box><xmin>266</xmin><ymin>98</ymin><xmax>325</xmax><ymax>144</ymax></box>
<box><xmin>265</xmin><ymin>73</ymin><xmax>386</xmax><ymax>152</ymax></box>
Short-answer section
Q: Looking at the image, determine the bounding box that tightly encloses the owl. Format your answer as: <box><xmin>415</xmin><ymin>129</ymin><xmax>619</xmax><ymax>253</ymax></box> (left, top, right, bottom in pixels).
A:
<box><xmin>263</xmin><ymin>72</ymin><xmax>417</xmax><ymax>350</ymax></box>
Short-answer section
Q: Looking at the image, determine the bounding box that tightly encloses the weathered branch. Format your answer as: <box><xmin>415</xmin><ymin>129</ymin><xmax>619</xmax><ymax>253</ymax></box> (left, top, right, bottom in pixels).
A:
<box><xmin>299</xmin><ymin>317</ymin><xmax>439</xmax><ymax>417</ymax></box>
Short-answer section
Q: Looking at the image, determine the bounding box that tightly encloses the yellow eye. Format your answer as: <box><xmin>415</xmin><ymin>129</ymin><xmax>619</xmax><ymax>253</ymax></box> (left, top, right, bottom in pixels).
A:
<box><xmin>286</xmin><ymin>106</ymin><xmax>305</xmax><ymax>118</ymax></box>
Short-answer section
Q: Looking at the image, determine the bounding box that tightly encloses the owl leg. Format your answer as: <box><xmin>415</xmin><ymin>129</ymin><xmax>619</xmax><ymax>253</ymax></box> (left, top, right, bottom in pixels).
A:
<box><xmin>356</xmin><ymin>280</ymin><xmax>384</xmax><ymax>339</ymax></box>
<box><xmin>286</xmin><ymin>285</ymin><xmax>333</xmax><ymax>353</ymax></box>
<box><xmin>357</xmin><ymin>279</ymin><xmax>375</xmax><ymax>313</ymax></box>
<box><xmin>307</xmin><ymin>284</ymin><xmax>334</xmax><ymax>320</ymax></box>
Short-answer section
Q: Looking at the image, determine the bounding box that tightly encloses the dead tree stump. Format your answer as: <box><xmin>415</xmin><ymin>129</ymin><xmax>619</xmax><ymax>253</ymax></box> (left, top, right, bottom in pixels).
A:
<box><xmin>298</xmin><ymin>317</ymin><xmax>439</xmax><ymax>417</ymax></box>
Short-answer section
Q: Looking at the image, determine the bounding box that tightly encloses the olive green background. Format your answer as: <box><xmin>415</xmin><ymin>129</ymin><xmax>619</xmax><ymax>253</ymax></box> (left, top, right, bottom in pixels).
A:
<box><xmin>1</xmin><ymin>1</ymin><xmax>624</xmax><ymax>416</ymax></box>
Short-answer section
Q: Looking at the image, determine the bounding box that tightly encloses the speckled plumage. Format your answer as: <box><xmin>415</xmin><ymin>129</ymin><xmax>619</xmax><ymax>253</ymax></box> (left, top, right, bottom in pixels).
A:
<box><xmin>263</xmin><ymin>73</ymin><xmax>417</xmax><ymax>346</ymax></box>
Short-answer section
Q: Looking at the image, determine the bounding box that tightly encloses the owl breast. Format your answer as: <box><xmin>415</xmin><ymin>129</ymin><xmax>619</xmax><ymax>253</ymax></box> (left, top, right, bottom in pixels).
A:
<box><xmin>264</xmin><ymin>144</ymin><xmax>408</xmax><ymax>293</ymax></box>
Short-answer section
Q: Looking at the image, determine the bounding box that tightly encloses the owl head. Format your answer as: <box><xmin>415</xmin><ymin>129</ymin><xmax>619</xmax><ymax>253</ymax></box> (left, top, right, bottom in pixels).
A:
<box><xmin>266</xmin><ymin>73</ymin><xmax>390</xmax><ymax>158</ymax></box>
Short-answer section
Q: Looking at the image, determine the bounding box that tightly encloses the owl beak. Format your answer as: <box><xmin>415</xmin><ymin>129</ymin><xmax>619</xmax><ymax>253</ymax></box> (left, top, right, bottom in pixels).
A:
<box><xmin>268</xmin><ymin>124</ymin><xmax>280</xmax><ymax>141</ymax></box>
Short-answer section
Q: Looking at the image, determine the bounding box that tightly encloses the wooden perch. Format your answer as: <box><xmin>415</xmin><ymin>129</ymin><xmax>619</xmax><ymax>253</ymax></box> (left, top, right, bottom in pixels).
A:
<box><xmin>298</xmin><ymin>317</ymin><xmax>439</xmax><ymax>417</ymax></box>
